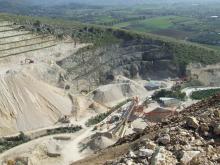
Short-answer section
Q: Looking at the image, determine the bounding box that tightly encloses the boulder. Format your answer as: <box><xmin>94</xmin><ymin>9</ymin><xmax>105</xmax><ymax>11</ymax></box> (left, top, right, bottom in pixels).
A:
<box><xmin>180</xmin><ymin>150</ymin><xmax>200</xmax><ymax>165</ymax></box>
<box><xmin>128</xmin><ymin>150</ymin><xmax>137</xmax><ymax>158</ymax></box>
<box><xmin>125</xmin><ymin>158</ymin><xmax>134</xmax><ymax>165</ymax></box>
<box><xmin>138</xmin><ymin>148</ymin><xmax>154</xmax><ymax>157</ymax></box>
<box><xmin>46</xmin><ymin>140</ymin><xmax>62</xmax><ymax>157</ymax></box>
<box><xmin>146</xmin><ymin>141</ymin><xmax>157</xmax><ymax>150</ymax></box>
<box><xmin>200</xmin><ymin>123</ymin><xmax>209</xmax><ymax>132</ymax></box>
<box><xmin>214</xmin><ymin>124</ymin><xmax>220</xmax><ymax>135</ymax></box>
<box><xmin>186</xmin><ymin>117</ymin><xmax>199</xmax><ymax>129</ymax></box>
<box><xmin>158</xmin><ymin>134</ymin><xmax>171</xmax><ymax>145</ymax></box>
<box><xmin>151</xmin><ymin>147</ymin><xmax>177</xmax><ymax>165</ymax></box>
<box><xmin>214</xmin><ymin>110</ymin><xmax>220</xmax><ymax>117</ymax></box>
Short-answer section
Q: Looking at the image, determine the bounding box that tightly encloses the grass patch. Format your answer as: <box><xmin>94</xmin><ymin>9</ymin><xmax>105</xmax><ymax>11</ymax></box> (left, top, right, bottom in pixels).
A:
<box><xmin>191</xmin><ymin>88</ymin><xmax>220</xmax><ymax>100</ymax></box>
<box><xmin>113</xmin><ymin>16</ymin><xmax>195</xmax><ymax>33</ymax></box>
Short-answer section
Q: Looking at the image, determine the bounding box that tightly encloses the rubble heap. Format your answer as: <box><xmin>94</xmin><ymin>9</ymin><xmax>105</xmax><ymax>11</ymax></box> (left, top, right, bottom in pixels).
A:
<box><xmin>105</xmin><ymin>94</ymin><xmax>220</xmax><ymax>165</ymax></box>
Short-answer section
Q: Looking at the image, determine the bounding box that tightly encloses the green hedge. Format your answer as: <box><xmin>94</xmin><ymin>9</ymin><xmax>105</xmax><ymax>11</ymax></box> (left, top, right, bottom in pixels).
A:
<box><xmin>46</xmin><ymin>126</ymin><xmax>82</xmax><ymax>135</ymax></box>
<box><xmin>191</xmin><ymin>88</ymin><xmax>220</xmax><ymax>100</ymax></box>
<box><xmin>0</xmin><ymin>126</ymin><xmax>82</xmax><ymax>153</ymax></box>
<box><xmin>152</xmin><ymin>89</ymin><xmax>186</xmax><ymax>101</ymax></box>
<box><xmin>85</xmin><ymin>112</ymin><xmax>111</xmax><ymax>127</ymax></box>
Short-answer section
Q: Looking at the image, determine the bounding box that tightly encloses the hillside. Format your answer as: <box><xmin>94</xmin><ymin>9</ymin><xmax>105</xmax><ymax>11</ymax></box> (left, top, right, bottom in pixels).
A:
<box><xmin>72</xmin><ymin>94</ymin><xmax>220</xmax><ymax>165</ymax></box>
<box><xmin>1</xmin><ymin>0</ymin><xmax>220</xmax><ymax>50</ymax></box>
<box><xmin>0</xmin><ymin>68</ymin><xmax>72</xmax><ymax>136</ymax></box>
<box><xmin>0</xmin><ymin>16</ymin><xmax>87</xmax><ymax>136</ymax></box>
<box><xmin>1</xmin><ymin>14</ymin><xmax>219</xmax><ymax>87</ymax></box>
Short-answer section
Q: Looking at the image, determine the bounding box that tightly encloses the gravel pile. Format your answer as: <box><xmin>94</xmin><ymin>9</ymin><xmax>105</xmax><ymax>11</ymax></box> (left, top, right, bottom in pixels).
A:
<box><xmin>105</xmin><ymin>94</ymin><xmax>220</xmax><ymax>165</ymax></box>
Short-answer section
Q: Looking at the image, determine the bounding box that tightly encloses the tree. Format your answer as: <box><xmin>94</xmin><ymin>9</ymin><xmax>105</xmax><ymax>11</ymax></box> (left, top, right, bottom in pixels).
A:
<box><xmin>33</xmin><ymin>20</ymin><xmax>41</xmax><ymax>27</ymax></box>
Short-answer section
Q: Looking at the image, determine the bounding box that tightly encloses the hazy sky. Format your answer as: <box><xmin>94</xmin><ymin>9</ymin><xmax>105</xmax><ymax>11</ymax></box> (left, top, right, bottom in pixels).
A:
<box><xmin>1</xmin><ymin>0</ymin><xmax>219</xmax><ymax>7</ymax></box>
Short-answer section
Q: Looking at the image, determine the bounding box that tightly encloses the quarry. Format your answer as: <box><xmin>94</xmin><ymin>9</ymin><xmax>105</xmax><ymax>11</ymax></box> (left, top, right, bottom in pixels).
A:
<box><xmin>0</xmin><ymin>15</ymin><xmax>219</xmax><ymax>165</ymax></box>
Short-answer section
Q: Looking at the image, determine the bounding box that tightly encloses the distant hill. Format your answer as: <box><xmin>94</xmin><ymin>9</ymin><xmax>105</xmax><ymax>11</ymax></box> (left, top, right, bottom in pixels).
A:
<box><xmin>25</xmin><ymin>0</ymin><xmax>148</xmax><ymax>6</ymax></box>
<box><xmin>23</xmin><ymin>0</ymin><xmax>220</xmax><ymax>6</ymax></box>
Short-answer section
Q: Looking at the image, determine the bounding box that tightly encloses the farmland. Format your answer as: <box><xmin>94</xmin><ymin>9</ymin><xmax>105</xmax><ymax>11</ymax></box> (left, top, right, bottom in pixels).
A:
<box><xmin>1</xmin><ymin>1</ymin><xmax>220</xmax><ymax>48</ymax></box>
<box><xmin>113</xmin><ymin>16</ymin><xmax>195</xmax><ymax>35</ymax></box>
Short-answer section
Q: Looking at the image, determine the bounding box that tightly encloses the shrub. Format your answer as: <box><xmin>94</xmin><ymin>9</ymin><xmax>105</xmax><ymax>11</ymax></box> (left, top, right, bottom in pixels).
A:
<box><xmin>18</xmin><ymin>131</ymin><xmax>30</xmax><ymax>142</ymax></box>
<box><xmin>85</xmin><ymin>112</ymin><xmax>110</xmax><ymax>127</ymax></box>
<box><xmin>46</xmin><ymin>126</ymin><xmax>82</xmax><ymax>135</ymax></box>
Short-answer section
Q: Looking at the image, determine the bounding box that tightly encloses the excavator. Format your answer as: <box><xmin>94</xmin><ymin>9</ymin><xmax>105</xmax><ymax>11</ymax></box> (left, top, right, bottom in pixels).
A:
<box><xmin>20</xmin><ymin>58</ymin><xmax>34</xmax><ymax>65</ymax></box>
<box><xmin>111</xmin><ymin>96</ymin><xmax>145</xmax><ymax>138</ymax></box>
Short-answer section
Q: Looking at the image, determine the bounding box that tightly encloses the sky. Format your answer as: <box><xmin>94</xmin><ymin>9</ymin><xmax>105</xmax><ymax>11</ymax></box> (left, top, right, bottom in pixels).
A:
<box><xmin>0</xmin><ymin>0</ymin><xmax>219</xmax><ymax>7</ymax></box>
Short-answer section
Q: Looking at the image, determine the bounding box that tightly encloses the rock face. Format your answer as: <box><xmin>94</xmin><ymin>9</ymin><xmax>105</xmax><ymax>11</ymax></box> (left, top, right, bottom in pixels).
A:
<box><xmin>0</xmin><ymin>69</ymin><xmax>72</xmax><ymax>136</ymax></box>
<box><xmin>103</xmin><ymin>94</ymin><xmax>220</xmax><ymax>165</ymax></box>
<box><xmin>138</xmin><ymin>148</ymin><xmax>154</xmax><ymax>157</ymax></box>
<box><xmin>214</xmin><ymin>124</ymin><xmax>220</xmax><ymax>135</ymax></box>
<box><xmin>180</xmin><ymin>150</ymin><xmax>200</xmax><ymax>165</ymax></box>
<box><xmin>58</xmin><ymin>40</ymin><xmax>179</xmax><ymax>90</ymax></box>
<box><xmin>187</xmin><ymin>63</ymin><xmax>220</xmax><ymax>86</ymax></box>
<box><xmin>186</xmin><ymin>117</ymin><xmax>199</xmax><ymax>129</ymax></box>
<box><xmin>151</xmin><ymin>147</ymin><xmax>177</xmax><ymax>165</ymax></box>
<box><xmin>158</xmin><ymin>134</ymin><xmax>170</xmax><ymax>145</ymax></box>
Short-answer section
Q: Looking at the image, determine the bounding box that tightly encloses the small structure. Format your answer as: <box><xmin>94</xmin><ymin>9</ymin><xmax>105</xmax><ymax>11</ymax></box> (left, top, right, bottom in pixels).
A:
<box><xmin>144</xmin><ymin>107</ymin><xmax>176</xmax><ymax>122</ymax></box>
<box><xmin>25</xmin><ymin>58</ymin><xmax>34</xmax><ymax>64</ymax></box>
<box><xmin>108</xmin><ymin>115</ymin><xmax>120</xmax><ymax>124</ymax></box>
<box><xmin>20</xmin><ymin>58</ymin><xmax>34</xmax><ymax>65</ymax></box>
<box><xmin>53</xmin><ymin>136</ymin><xmax>71</xmax><ymax>141</ymax></box>
<box><xmin>144</xmin><ymin>81</ymin><xmax>161</xmax><ymax>90</ymax></box>
<box><xmin>159</xmin><ymin>97</ymin><xmax>181</xmax><ymax>107</ymax></box>
<box><xmin>46</xmin><ymin>140</ymin><xmax>62</xmax><ymax>157</ymax></box>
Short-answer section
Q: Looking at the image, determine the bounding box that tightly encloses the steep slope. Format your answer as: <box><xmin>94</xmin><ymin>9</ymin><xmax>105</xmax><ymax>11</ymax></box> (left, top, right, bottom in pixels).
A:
<box><xmin>59</xmin><ymin>37</ymin><xmax>220</xmax><ymax>92</ymax></box>
<box><xmin>0</xmin><ymin>68</ymin><xmax>72</xmax><ymax>136</ymax></box>
<box><xmin>72</xmin><ymin>94</ymin><xmax>220</xmax><ymax>165</ymax></box>
<box><xmin>0</xmin><ymin>18</ymin><xmax>87</xmax><ymax>136</ymax></box>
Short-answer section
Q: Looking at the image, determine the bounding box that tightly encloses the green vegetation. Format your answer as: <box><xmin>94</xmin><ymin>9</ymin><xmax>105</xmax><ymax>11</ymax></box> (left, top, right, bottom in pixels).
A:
<box><xmin>0</xmin><ymin>13</ymin><xmax>119</xmax><ymax>47</ymax></box>
<box><xmin>1</xmin><ymin>1</ymin><xmax>220</xmax><ymax>47</ymax></box>
<box><xmin>114</xmin><ymin>16</ymin><xmax>194</xmax><ymax>33</ymax></box>
<box><xmin>0</xmin><ymin>126</ymin><xmax>82</xmax><ymax>153</ymax></box>
<box><xmin>86</xmin><ymin>99</ymin><xmax>131</xmax><ymax>127</ymax></box>
<box><xmin>85</xmin><ymin>111</ymin><xmax>111</xmax><ymax>127</ymax></box>
<box><xmin>1</xmin><ymin>13</ymin><xmax>220</xmax><ymax>73</ymax></box>
<box><xmin>191</xmin><ymin>88</ymin><xmax>220</xmax><ymax>100</ymax></box>
<box><xmin>152</xmin><ymin>89</ymin><xmax>186</xmax><ymax>101</ymax></box>
<box><xmin>46</xmin><ymin>126</ymin><xmax>82</xmax><ymax>135</ymax></box>
<box><xmin>0</xmin><ymin>132</ymin><xmax>30</xmax><ymax>153</ymax></box>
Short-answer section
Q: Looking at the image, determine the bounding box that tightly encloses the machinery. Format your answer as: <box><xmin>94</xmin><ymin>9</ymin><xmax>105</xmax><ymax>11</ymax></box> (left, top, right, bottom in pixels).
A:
<box><xmin>21</xmin><ymin>58</ymin><xmax>34</xmax><ymax>65</ymax></box>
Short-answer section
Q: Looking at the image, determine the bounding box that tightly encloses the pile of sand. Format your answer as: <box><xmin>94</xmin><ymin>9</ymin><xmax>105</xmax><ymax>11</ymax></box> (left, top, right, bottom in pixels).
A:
<box><xmin>80</xmin><ymin>132</ymin><xmax>116</xmax><ymax>153</ymax></box>
<box><xmin>0</xmin><ymin>68</ymin><xmax>72</xmax><ymax>136</ymax></box>
<box><xmin>22</xmin><ymin>63</ymin><xmax>66</xmax><ymax>87</ymax></box>
<box><xmin>90</xmin><ymin>80</ymin><xmax>147</xmax><ymax>107</ymax></box>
